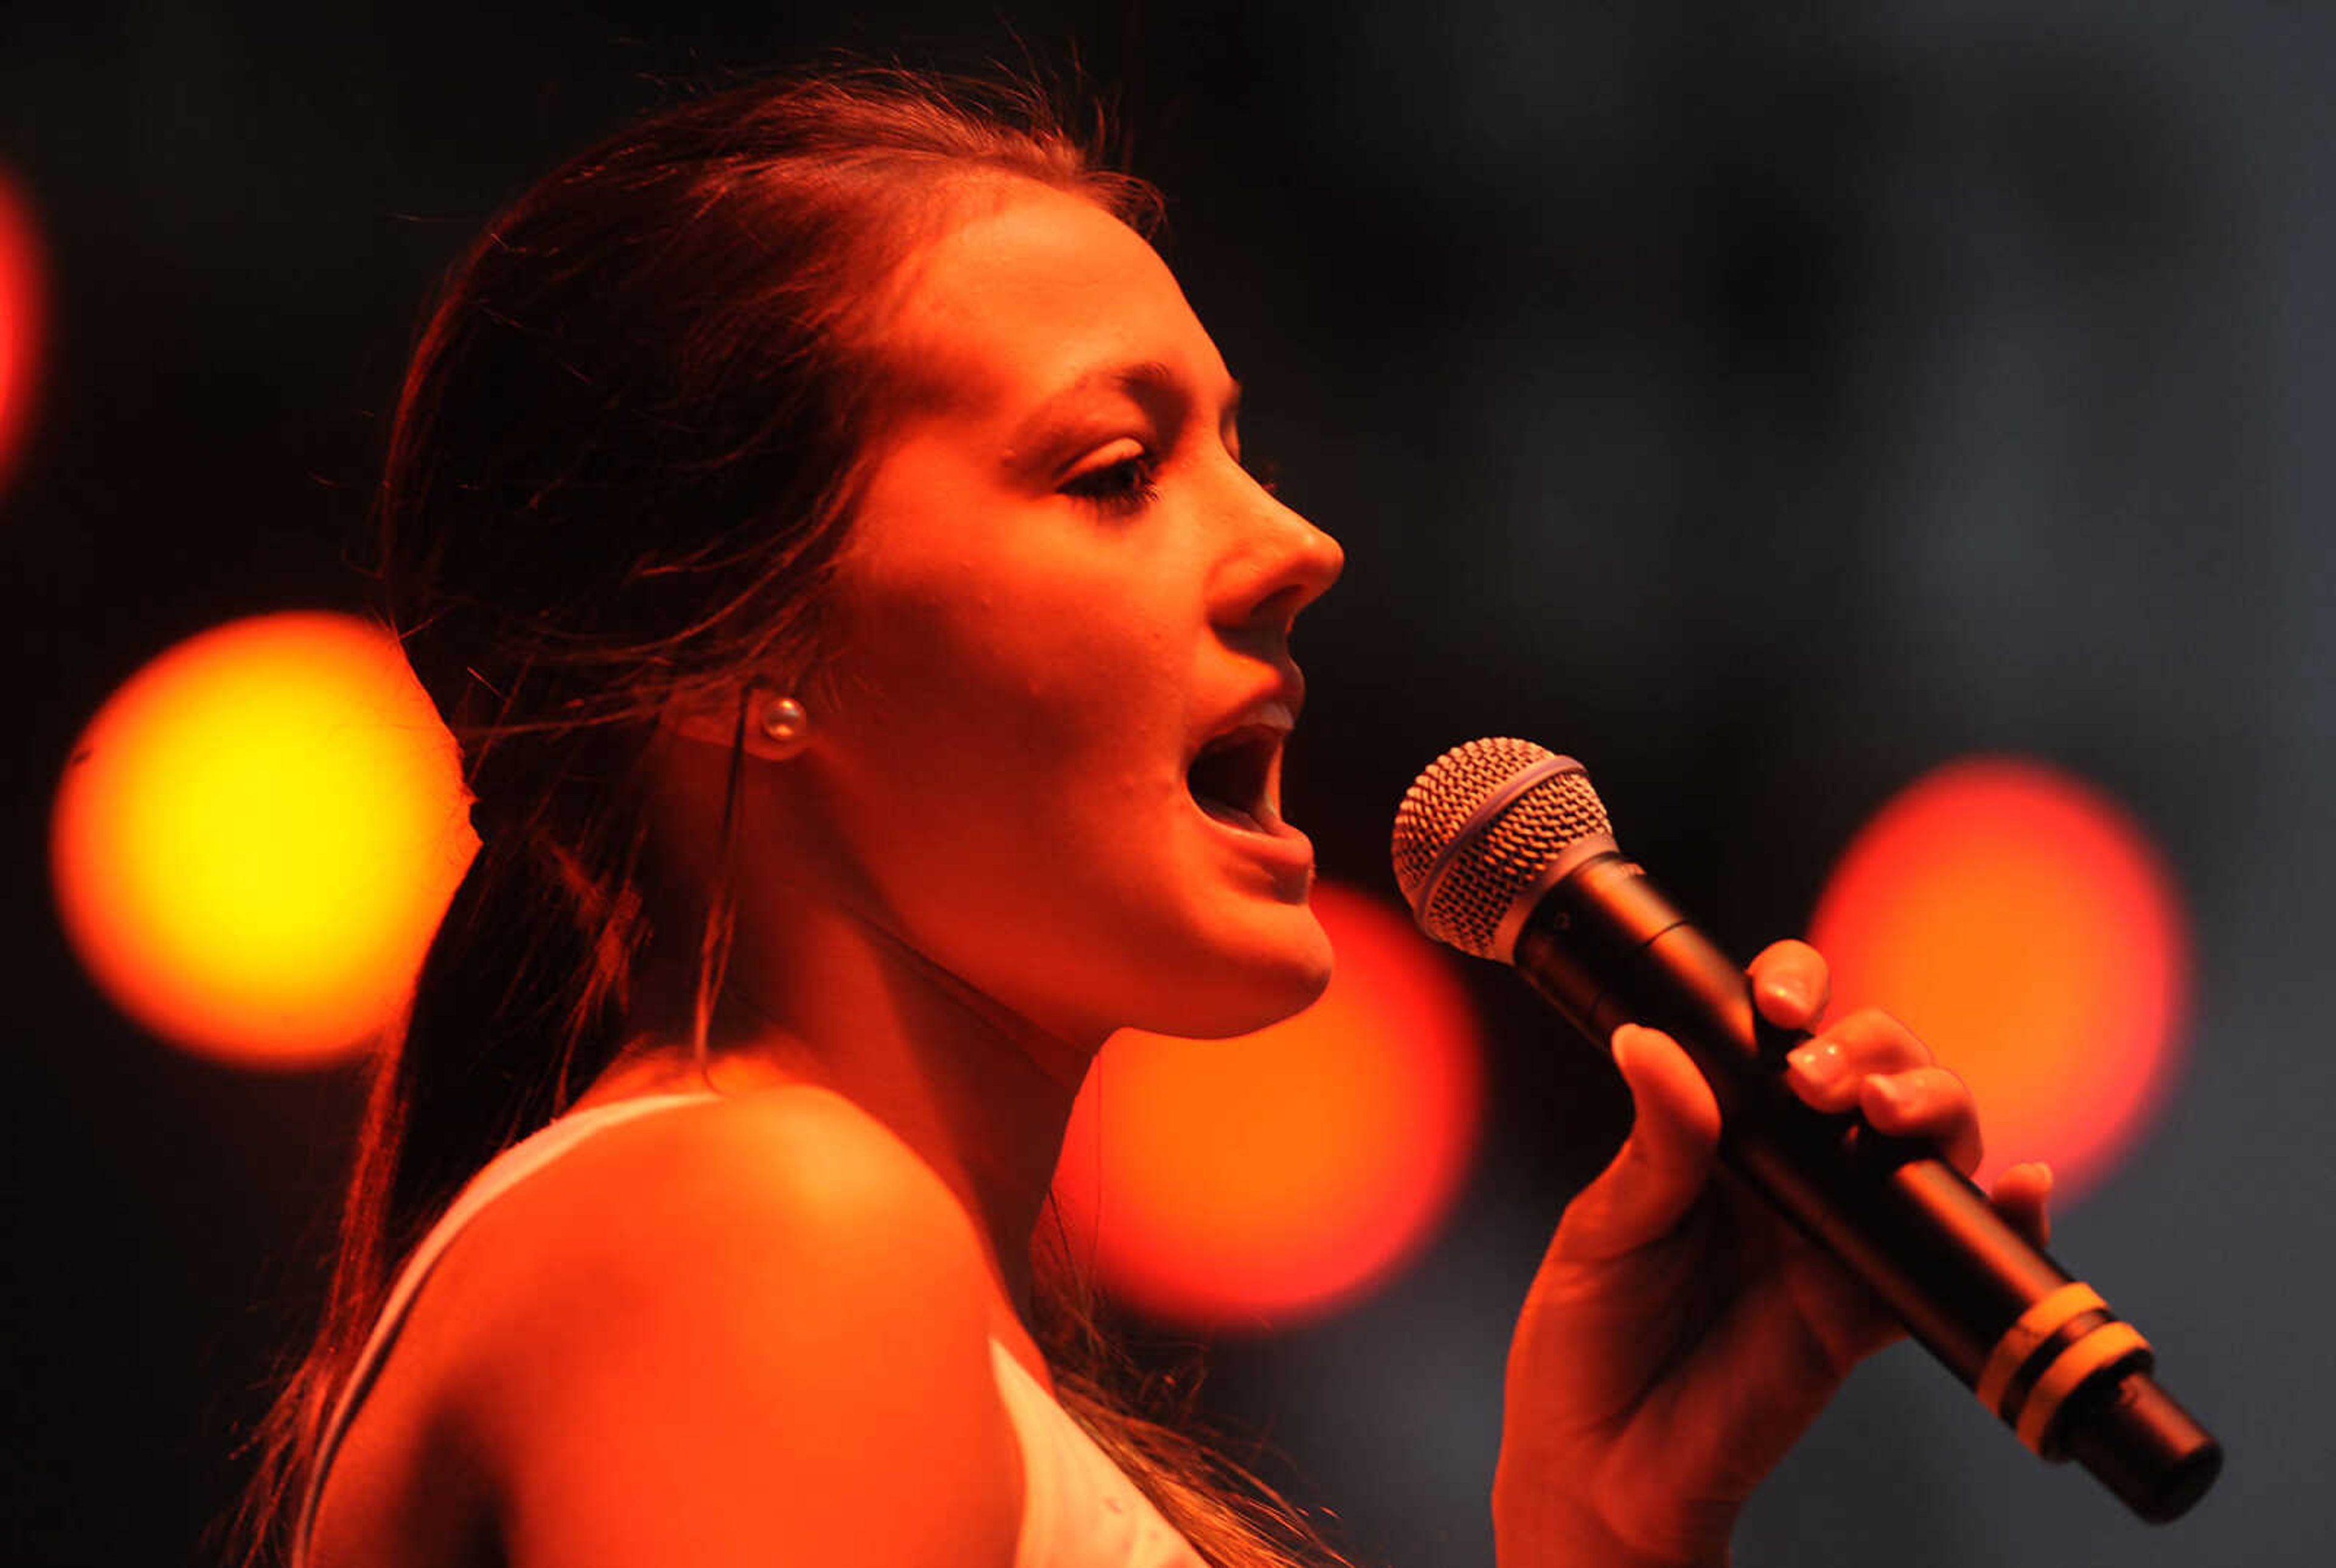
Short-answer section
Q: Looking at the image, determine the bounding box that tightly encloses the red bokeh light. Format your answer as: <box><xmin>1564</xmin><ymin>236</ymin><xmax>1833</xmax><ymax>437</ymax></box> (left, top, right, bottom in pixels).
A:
<box><xmin>0</xmin><ymin>164</ymin><xmax>47</xmax><ymax>495</ymax></box>
<box><xmin>1051</xmin><ymin>879</ymin><xmax>1485</xmax><ymax>1330</ymax></box>
<box><xmin>50</xmin><ymin>612</ymin><xmax>474</xmax><ymax>1069</ymax></box>
<box><xmin>1809</xmin><ymin>757</ymin><xmax>2191</xmax><ymax>1202</ymax></box>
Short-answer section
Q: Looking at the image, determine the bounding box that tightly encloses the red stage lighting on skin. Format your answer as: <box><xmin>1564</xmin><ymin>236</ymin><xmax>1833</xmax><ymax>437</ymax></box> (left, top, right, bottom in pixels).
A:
<box><xmin>0</xmin><ymin>165</ymin><xmax>47</xmax><ymax>494</ymax></box>
<box><xmin>1051</xmin><ymin>880</ymin><xmax>1484</xmax><ymax>1329</ymax></box>
<box><xmin>1809</xmin><ymin>757</ymin><xmax>2191</xmax><ymax>1202</ymax></box>
<box><xmin>50</xmin><ymin>612</ymin><xmax>474</xmax><ymax>1069</ymax></box>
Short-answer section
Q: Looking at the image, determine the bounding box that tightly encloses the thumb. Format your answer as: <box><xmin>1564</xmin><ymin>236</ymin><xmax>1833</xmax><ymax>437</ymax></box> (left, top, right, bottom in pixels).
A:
<box><xmin>1556</xmin><ymin>1024</ymin><xmax>1725</xmax><ymax>1264</ymax></box>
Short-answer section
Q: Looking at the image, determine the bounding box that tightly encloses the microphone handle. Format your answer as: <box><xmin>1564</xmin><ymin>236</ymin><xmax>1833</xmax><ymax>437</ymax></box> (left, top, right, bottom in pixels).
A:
<box><xmin>1512</xmin><ymin>850</ymin><xmax>2221</xmax><ymax>1524</ymax></box>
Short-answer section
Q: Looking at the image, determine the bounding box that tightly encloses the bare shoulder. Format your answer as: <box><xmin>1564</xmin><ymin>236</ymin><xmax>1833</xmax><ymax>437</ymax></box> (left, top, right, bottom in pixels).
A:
<box><xmin>457</xmin><ymin>1086</ymin><xmax>992</xmax><ymax>1302</ymax></box>
<box><xmin>427</xmin><ymin>1087</ymin><xmax>1023</xmax><ymax>1567</ymax></box>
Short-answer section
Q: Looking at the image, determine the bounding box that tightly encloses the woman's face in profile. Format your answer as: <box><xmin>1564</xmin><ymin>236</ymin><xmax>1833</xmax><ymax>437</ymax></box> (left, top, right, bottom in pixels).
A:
<box><xmin>802</xmin><ymin>179</ymin><xmax>1345</xmax><ymax>1050</ymax></box>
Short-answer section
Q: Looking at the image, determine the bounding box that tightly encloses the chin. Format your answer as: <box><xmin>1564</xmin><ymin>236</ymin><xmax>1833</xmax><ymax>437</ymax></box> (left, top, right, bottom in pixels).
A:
<box><xmin>1134</xmin><ymin>902</ymin><xmax>1335</xmax><ymax>1040</ymax></box>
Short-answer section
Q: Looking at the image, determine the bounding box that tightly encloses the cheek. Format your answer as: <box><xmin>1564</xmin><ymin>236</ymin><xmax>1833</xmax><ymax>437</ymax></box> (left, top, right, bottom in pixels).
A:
<box><xmin>843</xmin><ymin>556</ymin><xmax>1179</xmax><ymax>787</ymax></box>
<box><xmin>820</xmin><ymin>583</ymin><xmax>1175</xmax><ymax>907</ymax></box>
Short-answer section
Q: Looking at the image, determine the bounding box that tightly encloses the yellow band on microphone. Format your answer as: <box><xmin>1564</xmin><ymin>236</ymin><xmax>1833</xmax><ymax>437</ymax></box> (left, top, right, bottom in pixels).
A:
<box><xmin>2014</xmin><ymin>1320</ymin><xmax>2152</xmax><ymax>1456</ymax></box>
<box><xmin>1976</xmin><ymin>1282</ymin><xmax>2107</xmax><ymax>1420</ymax></box>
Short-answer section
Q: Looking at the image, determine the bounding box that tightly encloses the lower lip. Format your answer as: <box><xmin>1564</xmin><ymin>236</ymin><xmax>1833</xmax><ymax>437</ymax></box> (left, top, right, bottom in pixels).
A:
<box><xmin>1194</xmin><ymin>797</ymin><xmax>1315</xmax><ymax>875</ymax></box>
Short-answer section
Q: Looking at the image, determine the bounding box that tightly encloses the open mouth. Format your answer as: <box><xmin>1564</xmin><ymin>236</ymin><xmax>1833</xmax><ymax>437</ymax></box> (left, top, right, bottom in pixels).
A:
<box><xmin>1186</xmin><ymin>723</ymin><xmax>1284</xmax><ymax>834</ymax></box>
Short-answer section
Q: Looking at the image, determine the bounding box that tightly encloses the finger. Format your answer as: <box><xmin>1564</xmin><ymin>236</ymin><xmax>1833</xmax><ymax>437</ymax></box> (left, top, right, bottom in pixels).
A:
<box><xmin>1782</xmin><ymin>1007</ymin><xmax>1934</xmax><ymax>1112</ymax></box>
<box><xmin>1860</xmin><ymin>1065</ymin><xmax>1984</xmax><ymax>1173</ymax></box>
<box><xmin>1554</xmin><ymin>1024</ymin><xmax>1723</xmax><ymax>1263</ymax></box>
<box><xmin>1749</xmin><ymin>938</ymin><xmax>1830</xmax><ymax>1031</ymax></box>
<box><xmin>1990</xmin><ymin>1161</ymin><xmax>2054</xmax><ymax>1247</ymax></box>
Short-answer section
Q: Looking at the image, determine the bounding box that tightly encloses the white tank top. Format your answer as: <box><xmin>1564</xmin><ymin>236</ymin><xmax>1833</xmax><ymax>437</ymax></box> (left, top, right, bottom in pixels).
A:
<box><xmin>294</xmin><ymin>1093</ymin><xmax>1205</xmax><ymax>1568</ymax></box>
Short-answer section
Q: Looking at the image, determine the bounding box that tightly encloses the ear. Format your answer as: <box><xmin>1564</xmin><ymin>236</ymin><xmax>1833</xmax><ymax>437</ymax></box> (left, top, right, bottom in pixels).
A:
<box><xmin>658</xmin><ymin>684</ymin><xmax>815</xmax><ymax>763</ymax></box>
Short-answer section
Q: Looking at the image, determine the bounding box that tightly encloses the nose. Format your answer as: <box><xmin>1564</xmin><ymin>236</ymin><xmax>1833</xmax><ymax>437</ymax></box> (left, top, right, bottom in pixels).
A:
<box><xmin>1208</xmin><ymin>481</ymin><xmax>1345</xmax><ymax>640</ymax></box>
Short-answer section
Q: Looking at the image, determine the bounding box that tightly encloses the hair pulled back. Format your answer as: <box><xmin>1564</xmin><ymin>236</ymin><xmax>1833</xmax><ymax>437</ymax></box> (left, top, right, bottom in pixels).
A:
<box><xmin>232</xmin><ymin>68</ymin><xmax>1349</xmax><ymax>1568</ymax></box>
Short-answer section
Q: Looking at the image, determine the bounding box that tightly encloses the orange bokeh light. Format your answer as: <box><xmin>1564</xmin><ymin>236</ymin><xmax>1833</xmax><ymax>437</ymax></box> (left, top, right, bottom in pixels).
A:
<box><xmin>1051</xmin><ymin>879</ymin><xmax>1484</xmax><ymax>1330</ymax></box>
<box><xmin>51</xmin><ymin>612</ymin><xmax>474</xmax><ymax>1070</ymax></box>
<box><xmin>1808</xmin><ymin>757</ymin><xmax>2190</xmax><ymax>1201</ymax></box>
<box><xmin>0</xmin><ymin>164</ymin><xmax>47</xmax><ymax>494</ymax></box>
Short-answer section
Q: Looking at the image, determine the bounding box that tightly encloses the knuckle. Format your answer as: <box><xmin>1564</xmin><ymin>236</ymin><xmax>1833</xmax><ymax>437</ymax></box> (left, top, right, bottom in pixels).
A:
<box><xmin>1844</xmin><ymin>1007</ymin><xmax>1932</xmax><ymax>1063</ymax></box>
<box><xmin>1913</xmin><ymin>1066</ymin><xmax>1967</xmax><ymax>1112</ymax></box>
<box><xmin>1753</xmin><ymin>937</ymin><xmax>1824</xmax><ymax>985</ymax></box>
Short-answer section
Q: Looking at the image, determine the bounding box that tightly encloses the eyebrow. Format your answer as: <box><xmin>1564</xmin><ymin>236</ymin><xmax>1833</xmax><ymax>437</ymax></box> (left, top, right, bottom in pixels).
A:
<box><xmin>1002</xmin><ymin>360</ymin><xmax>1244</xmax><ymax>466</ymax></box>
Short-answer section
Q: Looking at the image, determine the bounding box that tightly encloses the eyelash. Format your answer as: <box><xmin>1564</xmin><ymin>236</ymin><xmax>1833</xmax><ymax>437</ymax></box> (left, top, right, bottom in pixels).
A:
<box><xmin>1063</xmin><ymin>453</ymin><xmax>1161</xmax><ymax>515</ymax></box>
<box><xmin>1058</xmin><ymin>449</ymin><xmax>1281</xmax><ymax>513</ymax></box>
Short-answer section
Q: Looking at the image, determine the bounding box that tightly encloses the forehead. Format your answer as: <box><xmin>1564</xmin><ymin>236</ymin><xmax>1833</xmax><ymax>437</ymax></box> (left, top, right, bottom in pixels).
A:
<box><xmin>877</xmin><ymin>181</ymin><xmax>1230</xmax><ymax>421</ymax></box>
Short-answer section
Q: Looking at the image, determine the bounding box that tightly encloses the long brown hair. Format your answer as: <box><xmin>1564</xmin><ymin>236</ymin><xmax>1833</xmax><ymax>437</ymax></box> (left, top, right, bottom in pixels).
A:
<box><xmin>229</xmin><ymin>65</ymin><xmax>1353</xmax><ymax>1568</ymax></box>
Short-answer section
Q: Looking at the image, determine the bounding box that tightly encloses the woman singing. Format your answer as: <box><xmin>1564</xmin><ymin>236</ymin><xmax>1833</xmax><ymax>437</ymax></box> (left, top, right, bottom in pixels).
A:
<box><xmin>234</xmin><ymin>68</ymin><xmax>2052</xmax><ymax>1568</ymax></box>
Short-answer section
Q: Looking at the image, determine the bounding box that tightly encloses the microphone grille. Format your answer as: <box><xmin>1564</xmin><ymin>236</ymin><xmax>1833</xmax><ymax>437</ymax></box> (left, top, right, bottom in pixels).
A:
<box><xmin>1391</xmin><ymin>737</ymin><xmax>1614</xmax><ymax>959</ymax></box>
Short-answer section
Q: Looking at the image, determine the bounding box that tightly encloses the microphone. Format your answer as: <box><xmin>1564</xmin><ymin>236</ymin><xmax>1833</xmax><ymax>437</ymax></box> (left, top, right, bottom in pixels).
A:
<box><xmin>1391</xmin><ymin>738</ymin><xmax>2222</xmax><ymax>1524</ymax></box>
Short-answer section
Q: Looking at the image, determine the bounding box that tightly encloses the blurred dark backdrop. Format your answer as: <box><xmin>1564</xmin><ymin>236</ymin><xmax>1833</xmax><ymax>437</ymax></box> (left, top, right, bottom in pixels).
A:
<box><xmin>4</xmin><ymin>2</ymin><xmax>2329</xmax><ymax>1564</ymax></box>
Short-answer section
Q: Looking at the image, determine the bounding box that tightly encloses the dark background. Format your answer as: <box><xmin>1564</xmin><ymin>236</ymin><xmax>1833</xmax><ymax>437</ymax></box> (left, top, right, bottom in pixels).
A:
<box><xmin>4</xmin><ymin>2</ymin><xmax>2331</xmax><ymax>1564</ymax></box>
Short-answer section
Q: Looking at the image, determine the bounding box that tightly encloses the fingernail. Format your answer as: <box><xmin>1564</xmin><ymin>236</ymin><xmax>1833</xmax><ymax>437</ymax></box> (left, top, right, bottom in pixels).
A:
<box><xmin>1785</xmin><ymin>1041</ymin><xmax>1842</xmax><ymax>1091</ymax></box>
<box><xmin>1762</xmin><ymin>975</ymin><xmax>1810</xmax><ymax>1014</ymax></box>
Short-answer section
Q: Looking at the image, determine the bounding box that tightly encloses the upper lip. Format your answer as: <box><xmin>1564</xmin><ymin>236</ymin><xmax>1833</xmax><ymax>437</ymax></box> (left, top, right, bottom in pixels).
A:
<box><xmin>1183</xmin><ymin>668</ymin><xmax>1306</xmax><ymax>830</ymax></box>
<box><xmin>1189</xmin><ymin>669</ymin><xmax>1306</xmax><ymax>760</ymax></box>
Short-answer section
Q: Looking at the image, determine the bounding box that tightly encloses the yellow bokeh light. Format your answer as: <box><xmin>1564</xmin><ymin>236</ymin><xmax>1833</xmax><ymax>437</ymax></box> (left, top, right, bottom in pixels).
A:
<box><xmin>51</xmin><ymin>611</ymin><xmax>475</xmax><ymax>1069</ymax></box>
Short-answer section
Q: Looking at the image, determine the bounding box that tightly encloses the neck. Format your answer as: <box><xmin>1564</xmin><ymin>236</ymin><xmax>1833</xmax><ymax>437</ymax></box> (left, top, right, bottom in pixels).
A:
<box><xmin>602</xmin><ymin>893</ymin><xmax>1101</xmax><ymax>1327</ymax></box>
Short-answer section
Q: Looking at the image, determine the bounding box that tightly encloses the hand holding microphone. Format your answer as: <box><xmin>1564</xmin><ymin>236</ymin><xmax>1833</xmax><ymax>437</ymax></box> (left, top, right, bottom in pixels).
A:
<box><xmin>1393</xmin><ymin>740</ymin><xmax>2219</xmax><ymax>1550</ymax></box>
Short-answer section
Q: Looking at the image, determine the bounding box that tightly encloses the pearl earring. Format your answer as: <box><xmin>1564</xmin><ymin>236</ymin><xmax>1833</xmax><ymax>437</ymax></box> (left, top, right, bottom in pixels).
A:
<box><xmin>757</xmin><ymin>695</ymin><xmax>810</xmax><ymax>754</ymax></box>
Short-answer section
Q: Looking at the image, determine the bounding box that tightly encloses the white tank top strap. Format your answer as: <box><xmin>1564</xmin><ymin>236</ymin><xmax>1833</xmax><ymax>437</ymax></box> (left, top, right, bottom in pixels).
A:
<box><xmin>293</xmin><ymin>1089</ymin><xmax>1206</xmax><ymax>1567</ymax></box>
